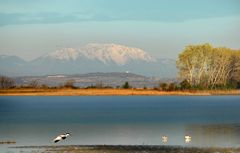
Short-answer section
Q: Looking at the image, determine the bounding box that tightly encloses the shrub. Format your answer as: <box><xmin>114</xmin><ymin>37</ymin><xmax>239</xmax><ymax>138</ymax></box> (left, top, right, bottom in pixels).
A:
<box><xmin>168</xmin><ymin>83</ymin><xmax>176</xmax><ymax>91</ymax></box>
<box><xmin>160</xmin><ymin>83</ymin><xmax>167</xmax><ymax>91</ymax></box>
<box><xmin>180</xmin><ymin>80</ymin><xmax>191</xmax><ymax>90</ymax></box>
<box><xmin>63</xmin><ymin>80</ymin><xmax>76</xmax><ymax>88</ymax></box>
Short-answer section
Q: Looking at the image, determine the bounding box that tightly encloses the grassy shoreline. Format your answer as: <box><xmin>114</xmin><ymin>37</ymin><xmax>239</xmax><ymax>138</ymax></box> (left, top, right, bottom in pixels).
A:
<box><xmin>0</xmin><ymin>88</ymin><xmax>239</xmax><ymax>96</ymax></box>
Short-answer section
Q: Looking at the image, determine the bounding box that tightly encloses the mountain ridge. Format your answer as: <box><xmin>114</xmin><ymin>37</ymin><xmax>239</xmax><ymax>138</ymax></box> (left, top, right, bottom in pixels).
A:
<box><xmin>0</xmin><ymin>43</ymin><xmax>177</xmax><ymax>77</ymax></box>
<box><xmin>40</xmin><ymin>43</ymin><xmax>156</xmax><ymax>65</ymax></box>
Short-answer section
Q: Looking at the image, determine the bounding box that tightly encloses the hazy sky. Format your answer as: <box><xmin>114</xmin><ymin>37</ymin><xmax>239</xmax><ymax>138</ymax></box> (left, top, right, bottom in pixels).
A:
<box><xmin>0</xmin><ymin>0</ymin><xmax>240</xmax><ymax>60</ymax></box>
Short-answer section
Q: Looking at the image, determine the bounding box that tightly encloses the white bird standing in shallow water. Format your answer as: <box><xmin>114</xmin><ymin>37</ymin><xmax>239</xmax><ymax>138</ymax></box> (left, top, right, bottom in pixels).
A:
<box><xmin>185</xmin><ymin>135</ymin><xmax>191</xmax><ymax>143</ymax></box>
<box><xmin>162</xmin><ymin>136</ymin><xmax>168</xmax><ymax>143</ymax></box>
<box><xmin>53</xmin><ymin>133</ymin><xmax>71</xmax><ymax>143</ymax></box>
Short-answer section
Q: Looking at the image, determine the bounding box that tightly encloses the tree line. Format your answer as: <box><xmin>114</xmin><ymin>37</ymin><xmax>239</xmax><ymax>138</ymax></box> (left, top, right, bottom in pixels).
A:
<box><xmin>0</xmin><ymin>75</ymin><xmax>188</xmax><ymax>91</ymax></box>
<box><xmin>0</xmin><ymin>75</ymin><xmax>15</xmax><ymax>89</ymax></box>
<box><xmin>177</xmin><ymin>43</ymin><xmax>240</xmax><ymax>89</ymax></box>
<box><xmin>0</xmin><ymin>76</ymin><xmax>134</xmax><ymax>90</ymax></box>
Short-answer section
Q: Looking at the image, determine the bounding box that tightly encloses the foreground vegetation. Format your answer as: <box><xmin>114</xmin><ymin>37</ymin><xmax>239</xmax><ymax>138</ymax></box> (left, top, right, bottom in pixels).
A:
<box><xmin>0</xmin><ymin>88</ymin><xmax>239</xmax><ymax>96</ymax></box>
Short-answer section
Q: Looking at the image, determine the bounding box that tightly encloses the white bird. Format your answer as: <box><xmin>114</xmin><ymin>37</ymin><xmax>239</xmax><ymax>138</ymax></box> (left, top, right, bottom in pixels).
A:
<box><xmin>185</xmin><ymin>135</ymin><xmax>191</xmax><ymax>143</ymax></box>
<box><xmin>162</xmin><ymin>136</ymin><xmax>168</xmax><ymax>143</ymax></box>
<box><xmin>53</xmin><ymin>133</ymin><xmax>71</xmax><ymax>143</ymax></box>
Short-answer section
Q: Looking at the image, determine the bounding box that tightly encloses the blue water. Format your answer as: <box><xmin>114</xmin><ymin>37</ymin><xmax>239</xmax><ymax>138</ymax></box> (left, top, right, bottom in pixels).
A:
<box><xmin>0</xmin><ymin>96</ymin><xmax>240</xmax><ymax>152</ymax></box>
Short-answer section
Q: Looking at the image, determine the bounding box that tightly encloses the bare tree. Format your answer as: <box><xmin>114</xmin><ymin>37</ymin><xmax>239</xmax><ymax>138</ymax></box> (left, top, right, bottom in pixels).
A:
<box><xmin>95</xmin><ymin>80</ymin><xmax>104</xmax><ymax>88</ymax></box>
<box><xmin>29</xmin><ymin>80</ymin><xmax>39</xmax><ymax>88</ymax></box>
<box><xmin>0</xmin><ymin>75</ymin><xmax>15</xmax><ymax>89</ymax></box>
<box><xmin>63</xmin><ymin>80</ymin><xmax>75</xmax><ymax>88</ymax></box>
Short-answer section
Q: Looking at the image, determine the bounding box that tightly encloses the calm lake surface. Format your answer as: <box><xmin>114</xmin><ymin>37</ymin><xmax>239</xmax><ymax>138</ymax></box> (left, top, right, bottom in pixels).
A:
<box><xmin>0</xmin><ymin>96</ymin><xmax>240</xmax><ymax>152</ymax></box>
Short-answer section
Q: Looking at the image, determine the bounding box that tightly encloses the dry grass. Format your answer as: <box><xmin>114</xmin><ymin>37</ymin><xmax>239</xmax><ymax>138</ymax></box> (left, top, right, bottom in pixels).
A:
<box><xmin>0</xmin><ymin>88</ymin><xmax>239</xmax><ymax>96</ymax></box>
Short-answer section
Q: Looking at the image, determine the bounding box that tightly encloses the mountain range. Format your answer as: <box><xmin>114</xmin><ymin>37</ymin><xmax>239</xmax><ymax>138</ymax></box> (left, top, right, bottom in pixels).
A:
<box><xmin>0</xmin><ymin>43</ymin><xmax>177</xmax><ymax>78</ymax></box>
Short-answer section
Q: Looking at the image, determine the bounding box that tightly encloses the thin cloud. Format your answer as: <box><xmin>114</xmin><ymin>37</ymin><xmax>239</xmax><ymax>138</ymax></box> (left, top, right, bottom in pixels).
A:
<box><xmin>0</xmin><ymin>0</ymin><xmax>240</xmax><ymax>26</ymax></box>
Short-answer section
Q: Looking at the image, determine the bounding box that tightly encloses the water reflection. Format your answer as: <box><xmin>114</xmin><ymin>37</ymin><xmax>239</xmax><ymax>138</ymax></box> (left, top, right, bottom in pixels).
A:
<box><xmin>186</xmin><ymin>124</ymin><xmax>240</xmax><ymax>147</ymax></box>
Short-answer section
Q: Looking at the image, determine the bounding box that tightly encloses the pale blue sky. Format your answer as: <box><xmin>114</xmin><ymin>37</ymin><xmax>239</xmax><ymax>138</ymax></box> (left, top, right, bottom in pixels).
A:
<box><xmin>0</xmin><ymin>0</ymin><xmax>239</xmax><ymax>60</ymax></box>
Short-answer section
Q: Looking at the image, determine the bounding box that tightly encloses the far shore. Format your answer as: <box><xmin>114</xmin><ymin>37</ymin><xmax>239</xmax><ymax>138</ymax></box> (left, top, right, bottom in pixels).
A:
<box><xmin>0</xmin><ymin>88</ymin><xmax>239</xmax><ymax>96</ymax></box>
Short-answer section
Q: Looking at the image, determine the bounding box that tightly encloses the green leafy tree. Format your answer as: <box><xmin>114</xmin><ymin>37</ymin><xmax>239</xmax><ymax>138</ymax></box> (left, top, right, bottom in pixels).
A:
<box><xmin>122</xmin><ymin>81</ymin><xmax>130</xmax><ymax>89</ymax></box>
<box><xmin>160</xmin><ymin>83</ymin><xmax>167</xmax><ymax>91</ymax></box>
<box><xmin>176</xmin><ymin>43</ymin><xmax>212</xmax><ymax>86</ymax></box>
<box><xmin>177</xmin><ymin>43</ymin><xmax>240</xmax><ymax>89</ymax></box>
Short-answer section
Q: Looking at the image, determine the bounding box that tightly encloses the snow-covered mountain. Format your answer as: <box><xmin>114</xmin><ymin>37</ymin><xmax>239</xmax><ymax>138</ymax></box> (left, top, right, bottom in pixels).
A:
<box><xmin>45</xmin><ymin>48</ymin><xmax>80</xmax><ymax>61</ymax></box>
<box><xmin>79</xmin><ymin>43</ymin><xmax>156</xmax><ymax>65</ymax></box>
<box><xmin>0</xmin><ymin>43</ymin><xmax>177</xmax><ymax>77</ymax></box>
<box><xmin>40</xmin><ymin>43</ymin><xmax>156</xmax><ymax>65</ymax></box>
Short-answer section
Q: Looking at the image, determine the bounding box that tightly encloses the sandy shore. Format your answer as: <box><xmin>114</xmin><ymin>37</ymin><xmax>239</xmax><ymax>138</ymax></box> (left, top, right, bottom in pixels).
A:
<box><xmin>0</xmin><ymin>88</ymin><xmax>240</xmax><ymax>96</ymax></box>
<box><xmin>10</xmin><ymin>145</ymin><xmax>240</xmax><ymax>153</ymax></box>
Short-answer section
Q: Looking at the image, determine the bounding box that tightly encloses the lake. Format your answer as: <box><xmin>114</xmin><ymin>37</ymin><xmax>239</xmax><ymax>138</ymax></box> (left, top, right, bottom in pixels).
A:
<box><xmin>0</xmin><ymin>96</ymin><xmax>240</xmax><ymax>152</ymax></box>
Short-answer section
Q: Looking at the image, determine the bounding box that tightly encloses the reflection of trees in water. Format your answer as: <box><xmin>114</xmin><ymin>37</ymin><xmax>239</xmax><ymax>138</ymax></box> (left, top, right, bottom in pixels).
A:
<box><xmin>186</xmin><ymin>124</ymin><xmax>240</xmax><ymax>147</ymax></box>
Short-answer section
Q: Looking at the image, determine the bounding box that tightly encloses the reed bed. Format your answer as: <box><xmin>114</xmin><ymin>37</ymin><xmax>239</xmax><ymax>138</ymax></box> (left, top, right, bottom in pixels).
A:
<box><xmin>0</xmin><ymin>88</ymin><xmax>239</xmax><ymax>96</ymax></box>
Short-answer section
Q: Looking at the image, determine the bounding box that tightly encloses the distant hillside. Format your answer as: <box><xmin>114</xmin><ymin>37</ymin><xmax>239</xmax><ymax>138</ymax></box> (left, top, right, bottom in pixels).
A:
<box><xmin>0</xmin><ymin>43</ymin><xmax>177</xmax><ymax>77</ymax></box>
<box><xmin>14</xmin><ymin>72</ymin><xmax>175</xmax><ymax>88</ymax></box>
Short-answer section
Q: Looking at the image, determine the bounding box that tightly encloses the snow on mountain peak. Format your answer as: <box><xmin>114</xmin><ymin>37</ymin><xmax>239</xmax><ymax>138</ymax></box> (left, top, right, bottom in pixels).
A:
<box><xmin>47</xmin><ymin>48</ymin><xmax>80</xmax><ymax>60</ymax></box>
<box><xmin>44</xmin><ymin>43</ymin><xmax>156</xmax><ymax>65</ymax></box>
<box><xmin>80</xmin><ymin>43</ymin><xmax>156</xmax><ymax>65</ymax></box>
